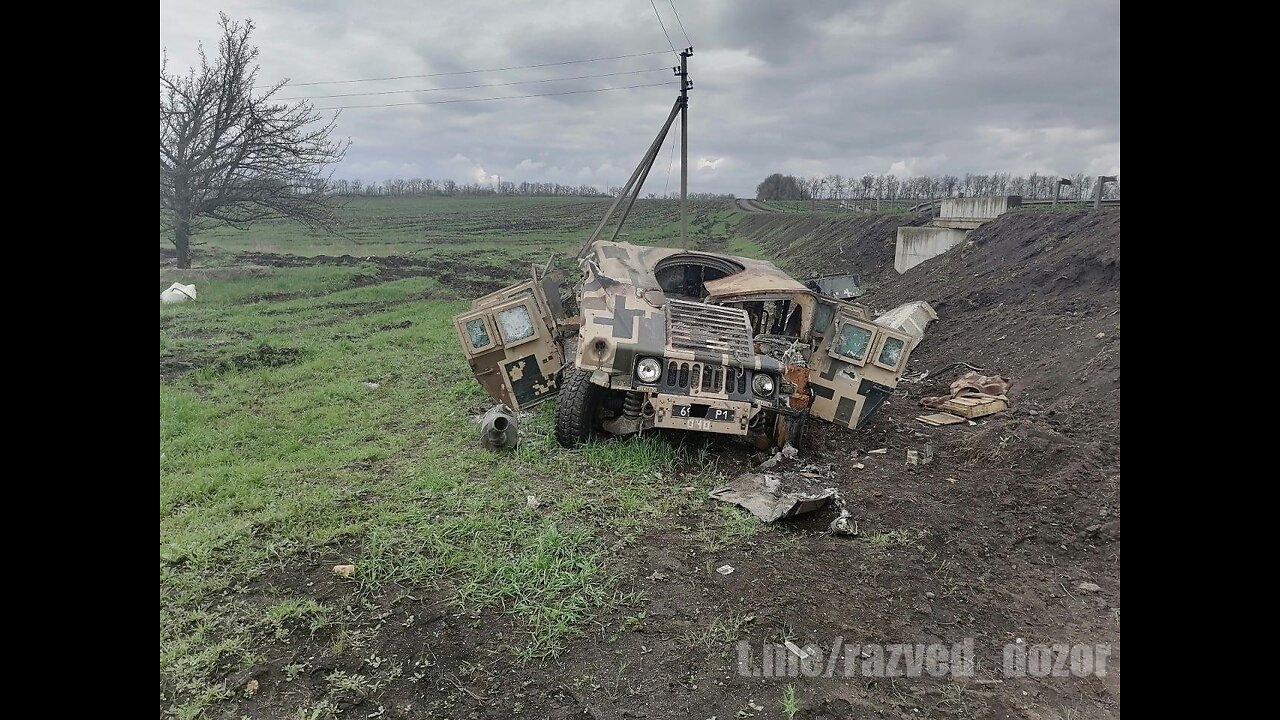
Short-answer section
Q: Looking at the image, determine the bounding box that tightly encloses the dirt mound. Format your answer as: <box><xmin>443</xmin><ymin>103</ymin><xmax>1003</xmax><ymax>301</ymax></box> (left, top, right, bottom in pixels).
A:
<box><xmin>735</xmin><ymin>207</ymin><xmax>1121</xmax><ymax>444</ymax></box>
<box><xmin>735</xmin><ymin>211</ymin><xmax>933</xmax><ymax>283</ymax></box>
<box><xmin>863</xmin><ymin>209</ymin><xmax>1120</xmax><ymax>444</ymax></box>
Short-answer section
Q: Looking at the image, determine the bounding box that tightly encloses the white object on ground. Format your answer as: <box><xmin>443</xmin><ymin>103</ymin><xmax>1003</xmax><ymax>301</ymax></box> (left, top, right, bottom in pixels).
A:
<box><xmin>784</xmin><ymin>641</ymin><xmax>811</xmax><ymax>660</ymax></box>
<box><xmin>161</xmin><ymin>282</ymin><xmax>197</xmax><ymax>304</ymax></box>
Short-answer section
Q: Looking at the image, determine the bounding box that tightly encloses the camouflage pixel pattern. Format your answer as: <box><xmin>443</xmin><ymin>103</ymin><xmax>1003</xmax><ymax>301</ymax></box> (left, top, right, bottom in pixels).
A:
<box><xmin>455</xmin><ymin>240</ymin><xmax>927</xmax><ymax>439</ymax></box>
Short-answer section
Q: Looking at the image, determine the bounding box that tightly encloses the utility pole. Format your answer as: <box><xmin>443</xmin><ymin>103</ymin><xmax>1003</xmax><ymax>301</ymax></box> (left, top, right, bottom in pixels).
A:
<box><xmin>678</xmin><ymin>47</ymin><xmax>692</xmax><ymax>249</ymax></box>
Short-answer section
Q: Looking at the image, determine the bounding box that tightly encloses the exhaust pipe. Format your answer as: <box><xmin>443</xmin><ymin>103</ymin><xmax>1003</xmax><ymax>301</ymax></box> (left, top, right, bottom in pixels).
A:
<box><xmin>480</xmin><ymin>404</ymin><xmax>519</xmax><ymax>450</ymax></box>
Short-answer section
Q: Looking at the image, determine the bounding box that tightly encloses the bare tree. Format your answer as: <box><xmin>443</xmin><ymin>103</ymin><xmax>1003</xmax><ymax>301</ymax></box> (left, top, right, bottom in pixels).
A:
<box><xmin>160</xmin><ymin>14</ymin><xmax>347</xmax><ymax>268</ymax></box>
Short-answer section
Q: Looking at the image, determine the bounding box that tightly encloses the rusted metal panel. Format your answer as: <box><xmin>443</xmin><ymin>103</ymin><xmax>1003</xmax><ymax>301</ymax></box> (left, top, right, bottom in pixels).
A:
<box><xmin>783</xmin><ymin>365</ymin><xmax>812</xmax><ymax>411</ymax></box>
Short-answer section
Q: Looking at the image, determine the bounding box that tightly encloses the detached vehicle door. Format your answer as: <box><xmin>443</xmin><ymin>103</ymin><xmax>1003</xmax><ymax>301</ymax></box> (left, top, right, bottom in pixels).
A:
<box><xmin>806</xmin><ymin>302</ymin><xmax>915</xmax><ymax>429</ymax></box>
<box><xmin>453</xmin><ymin>265</ymin><xmax>568</xmax><ymax>410</ymax></box>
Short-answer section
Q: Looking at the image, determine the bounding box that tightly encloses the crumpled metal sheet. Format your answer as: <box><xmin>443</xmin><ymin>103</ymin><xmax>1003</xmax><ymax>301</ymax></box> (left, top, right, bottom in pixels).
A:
<box><xmin>804</xmin><ymin>274</ymin><xmax>864</xmax><ymax>299</ymax></box>
<box><xmin>709</xmin><ymin>473</ymin><xmax>834</xmax><ymax>522</ymax></box>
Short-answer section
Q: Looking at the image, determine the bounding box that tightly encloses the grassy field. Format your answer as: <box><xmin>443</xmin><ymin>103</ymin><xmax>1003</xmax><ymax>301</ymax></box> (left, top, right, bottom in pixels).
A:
<box><xmin>166</xmin><ymin>196</ymin><xmax>748</xmax><ymax>264</ymax></box>
<box><xmin>159</xmin><ymin>197</ymin><xmax>763</xmax><ymax>718</ymax></box>
<box><xmin>161</xmin><ymin>197</ymin><xmax>1121</xmax><ymax>719</ymax></box>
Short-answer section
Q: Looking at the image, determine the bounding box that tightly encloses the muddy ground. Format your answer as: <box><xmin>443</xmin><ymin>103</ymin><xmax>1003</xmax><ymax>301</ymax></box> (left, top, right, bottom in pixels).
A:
<box><xmin>175</xmin><ymin>208</ymin><xmax>1120</xmax><ymax>719</ymax></box>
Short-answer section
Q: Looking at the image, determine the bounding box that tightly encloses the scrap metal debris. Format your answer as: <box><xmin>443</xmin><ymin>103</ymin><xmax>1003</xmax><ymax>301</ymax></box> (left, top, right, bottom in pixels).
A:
<box><xmin>828</xmin><ymin>489</ymin><xmax>859</xmax><ymax>536</ymax></box>
<box><xmin>874</xmin><ymin>301</ymin><xmax>939</xmax><ymax>349</ymax></box>
<box><xmin>804</xmin><ymin>273</ymin><xmax>864</xmax><ymax>299</ymax></box>
<box><xmin>906</xmin><ymin>444</ymin><xmax>935</xmax><ymax>466</ymax></box>
<box><xmin>757</xmin><ymin>442</ymin><xmax>800</xmax><ymax>469</ymax></box>
<box><xmin>829</xmin><ymin>512</ymin><xmax>859</xmax><ymax>536</ymax></box>
<box><xmin>479</xmin><ymin>404</ymin><xmax>519</xmax><ymax>450</ymax></box>
<box><xmin>709</xmin><ymin>473</ymin><xmax>834</xmax><ymax>522</ymax></box>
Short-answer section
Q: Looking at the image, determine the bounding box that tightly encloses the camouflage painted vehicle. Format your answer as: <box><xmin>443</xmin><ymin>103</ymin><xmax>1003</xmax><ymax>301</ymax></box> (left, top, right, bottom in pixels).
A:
<box><xmin>454</xmin><ymin>240</ymin><xmax>929</xmax><ymax>449</ymax></box>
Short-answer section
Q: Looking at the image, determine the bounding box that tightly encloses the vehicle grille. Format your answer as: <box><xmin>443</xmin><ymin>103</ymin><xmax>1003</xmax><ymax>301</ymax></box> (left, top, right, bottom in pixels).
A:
<box><xmin>665</xmin><ymin>299</ymin><xmax>754</xmax><ymax>357</ymax></box>
<box><xmin>665</xmin><ymin>361</ymin><xmax>747</xmax><ymax>395</ymax></box>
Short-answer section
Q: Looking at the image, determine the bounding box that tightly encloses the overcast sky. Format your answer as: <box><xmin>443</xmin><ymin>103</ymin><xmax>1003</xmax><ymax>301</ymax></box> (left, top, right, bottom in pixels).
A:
<box><xmin>159</xmin><ymin>0</ymin><xmax>1120</xmax><ymax>197</ymax></box>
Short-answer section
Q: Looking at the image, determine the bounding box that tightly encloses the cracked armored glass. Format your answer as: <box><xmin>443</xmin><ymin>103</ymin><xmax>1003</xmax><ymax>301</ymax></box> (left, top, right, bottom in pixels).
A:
<box><xmin>497</xmin><ymin>305</ymin><xmax>535</xmax><ymax>342</ymax></box>
<box><xmin>878</xmin><ymin>336</ymin><xmax>905</xmax><ymax>367</ymax></box>
<box><xmin>835</xmin><ymin>323</ymin><xmax>872</xmax><ymax>360</ymax></box>
<box><xmin>466</xmin><ymin>318</ymin><xmax>491</xmax><ymax>349</ymax></box>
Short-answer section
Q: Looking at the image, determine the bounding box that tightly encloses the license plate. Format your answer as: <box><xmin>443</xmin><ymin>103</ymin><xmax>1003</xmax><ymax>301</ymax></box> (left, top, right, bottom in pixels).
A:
<box><xmin>673</xmin><ymin>404</ymin><xmax>735</xmax><ymax>422</ymax></box>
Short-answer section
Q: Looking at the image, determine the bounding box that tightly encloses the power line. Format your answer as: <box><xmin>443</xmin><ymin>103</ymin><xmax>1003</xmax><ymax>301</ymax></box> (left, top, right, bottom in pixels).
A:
<box><xmin>265</xmin><ymin>50</ymin><xmax>672</xmax><ymax>88</ymax></box>
<box><xmin>649</xmin><ymin>0</ymin><xmax>678</xmax><ymax>54</ymax></box>
<box><xmin>279</xmin><ymin>67</ymin><xmax>668</xmax><ymax>101</ymax></box>
<box><xmin>668</xmin><ymin>1</ymin><xmax>692</xmax><ymax>48</ymax></box>
<box><xmin>315</xmin><ymin>81</ymin><xmax>672</xmax><ymax>110</ymax></box>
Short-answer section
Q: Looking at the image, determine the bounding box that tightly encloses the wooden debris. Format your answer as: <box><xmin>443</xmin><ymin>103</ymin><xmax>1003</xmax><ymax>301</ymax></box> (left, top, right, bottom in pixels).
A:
<box><xmin>939</xmin><ymin>395</ymin><xmax>1008</xmax><ymax>419</ymax></box>
<box><xmin>917</xmin><ymin>412</ymin><xmax>967</xmax><ymax>426</ymax></box>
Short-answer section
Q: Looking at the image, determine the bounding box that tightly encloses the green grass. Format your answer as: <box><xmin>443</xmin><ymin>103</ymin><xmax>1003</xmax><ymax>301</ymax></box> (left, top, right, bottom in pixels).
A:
<box><xmin>157</xmin><ymin>195</ymin><xmax>779</xmax><ymax>716</ymax></box>
<box><xmin>696</xmin><ymin>504</ymin><xmax>763</xmax><ymax>552</ymax></box>
<box><xmin>781</xmin><ymin>684</ymin><xmax>800</xmax><ymax>719</ymax></box>
<box><xmin>163</xmin><ymin>196</ymin><xmax>754</xmax><ymax>263</ymax></box>
<box><xmin>681</xmin><ymin>615</ymin><xmax>749</xmax><ymax>652</ymax></box>
<box><xmin>159</xmin><ymin>263</ymin><xmax>723</xmax><ymax>717</ymax></box>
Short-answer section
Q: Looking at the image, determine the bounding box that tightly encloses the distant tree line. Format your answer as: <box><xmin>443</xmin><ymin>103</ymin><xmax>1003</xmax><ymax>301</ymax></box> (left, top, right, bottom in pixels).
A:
<box><xmin>330</xmin><ymin>178</ymin><xmax>737</xmax><ymax>200</ymax></box>
<box><xmin>758</xmin><ymin>172</ymin><xmax>1121</xmax><ymax>203</ymax></box>
<box><xmin>330</xmin><ymin>178</ymin><xmax>609</xmax><ymax>197</ymax></box>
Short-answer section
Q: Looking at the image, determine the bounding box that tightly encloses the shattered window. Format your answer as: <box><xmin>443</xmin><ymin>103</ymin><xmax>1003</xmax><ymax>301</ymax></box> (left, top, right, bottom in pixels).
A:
<box><xmin>813</xmin><ymin>304</ymin><xmax>834</xmax><ymax>334</ymax></box>
<box><xmin>465</xmin><ymin>318</ymin><xmax>492</xmax><ymax>349</ymax></box>
<box><xmin>834</xmin><ymin>323</ymin><xmax>873</xmax><ymax>361</ymax></box>
<box><xmin>878</xmin><ymin>336</ymin><xmax>906</xmax><ymax>367</ymax></box>
<box><xmin>497</xmin><ymin>304</ymin><xmax>536</xmax><ymax>343</ymax></box>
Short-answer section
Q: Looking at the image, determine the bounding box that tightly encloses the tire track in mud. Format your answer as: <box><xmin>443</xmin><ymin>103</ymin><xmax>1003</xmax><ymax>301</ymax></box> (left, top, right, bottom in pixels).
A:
<box><xmin>232</xmin><ymin>251</ymin><xmax>530</xmax><ymax>300</ymax></box>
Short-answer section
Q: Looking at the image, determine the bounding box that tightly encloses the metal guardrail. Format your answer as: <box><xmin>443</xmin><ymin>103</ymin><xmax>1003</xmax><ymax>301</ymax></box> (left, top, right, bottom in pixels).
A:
<box><xmin>907</xmin><ymin>198</ymin><xmax>1121</xmax><ymax>212</ymax></box>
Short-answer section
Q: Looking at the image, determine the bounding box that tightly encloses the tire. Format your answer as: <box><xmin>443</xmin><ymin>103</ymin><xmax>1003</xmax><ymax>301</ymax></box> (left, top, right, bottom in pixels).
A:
<box><xmin>781</xmin><ymin>412</ymin><xmax>807</xmax><ymax>449</ymax></box>
<box><xmin>768</xmin><ymin>410</ymin><xmax>807</xmax><ymax>450</ymax></box>
<box><xmin>555</xmin><ymin>368</ymin><xmax>605</xmax><ymax>447</ymax></box>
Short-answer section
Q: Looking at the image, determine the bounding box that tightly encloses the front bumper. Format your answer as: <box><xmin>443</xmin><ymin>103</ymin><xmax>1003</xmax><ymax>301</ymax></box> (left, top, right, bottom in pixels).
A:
<box><xmin>649</xmin><ymin>394</ymin><xmax>754</xmax><ymax>436</ymax></box>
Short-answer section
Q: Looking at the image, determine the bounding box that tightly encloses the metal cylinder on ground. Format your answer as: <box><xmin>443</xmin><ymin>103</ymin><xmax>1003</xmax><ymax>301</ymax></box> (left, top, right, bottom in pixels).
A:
<box><xmin>480</xmin><ymin>404</ymin><xmax>519</xmax><ymax>450</ymax></box>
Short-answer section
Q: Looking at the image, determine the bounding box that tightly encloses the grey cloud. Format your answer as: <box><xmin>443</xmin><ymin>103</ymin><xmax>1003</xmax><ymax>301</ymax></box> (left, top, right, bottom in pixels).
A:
<box><xmin>159</xmin><ymin>0</ymin><xmax>1120</xmax><ymax>195</ymax></box>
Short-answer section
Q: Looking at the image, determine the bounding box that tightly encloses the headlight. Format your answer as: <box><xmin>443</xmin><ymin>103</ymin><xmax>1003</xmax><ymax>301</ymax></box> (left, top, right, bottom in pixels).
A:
<box><xmin>752</xmin><ymin>373</ymin><xmax>776</xmax><ymax>397</ymax></box>
<box><xmin>636</xmin><ymin>358</ymin><xmax>663</xmax><ymax>383</ymax></box>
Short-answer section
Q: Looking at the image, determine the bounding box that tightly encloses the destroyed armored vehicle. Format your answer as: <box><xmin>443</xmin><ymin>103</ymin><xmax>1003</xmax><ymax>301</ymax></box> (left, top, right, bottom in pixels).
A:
<box><xmin>453</xmin><ymin>74</ymin><xmax>932</xmax><ymax>448</ymax></box>
<box><xmin>455</xmin><ymin>243</ymin><xmax>932</xmax><ymax>449</ymax></box>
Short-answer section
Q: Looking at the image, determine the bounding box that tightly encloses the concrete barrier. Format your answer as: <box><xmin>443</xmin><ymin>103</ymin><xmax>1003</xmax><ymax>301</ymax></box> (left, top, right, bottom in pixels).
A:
<box><xmin>939</xmin><ymin>196</ymin><xmax>1021</xmax><ymax>222</ymax></box>
<box><xmin>894</xmin><ymin>226</ymin><xmax>968</xmax><ymax>274</ymax></box>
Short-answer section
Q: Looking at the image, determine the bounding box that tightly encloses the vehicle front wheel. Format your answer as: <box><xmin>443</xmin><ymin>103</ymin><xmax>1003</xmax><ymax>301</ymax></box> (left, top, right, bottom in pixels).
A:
<box><xmin>555</xmin><ymin>368</ymin><xmax>606</xmax><ymax>447</ymax></box>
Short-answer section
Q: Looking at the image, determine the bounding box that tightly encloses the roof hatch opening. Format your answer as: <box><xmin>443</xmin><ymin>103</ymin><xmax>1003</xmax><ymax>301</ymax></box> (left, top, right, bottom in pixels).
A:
<box><xmin>654</xmin><ymin>254</ymin><xmax>744</xmax><ymax>300</ymax></box>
